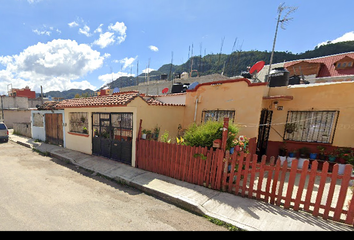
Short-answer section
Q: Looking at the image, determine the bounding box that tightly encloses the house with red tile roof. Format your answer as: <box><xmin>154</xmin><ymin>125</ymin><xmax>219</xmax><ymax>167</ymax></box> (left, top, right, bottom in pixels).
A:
<box><xmin>32</xmin><ymin>67</ymin><xmax>354</xmax><ymax>169</ymax></box>
<box><xmin>285</xmin><ymin>52</ymin><xmax>354</xmax><ymax>82</ymax></box>
<box><xmin>34</xmin><ymin>90</ymin><xmax>185</xmax><ymax>166</ymax></box>
<box><xmin>258</xmin><ymin>52</ymin><xmax>354</xmax><ymax>84</ymax></box>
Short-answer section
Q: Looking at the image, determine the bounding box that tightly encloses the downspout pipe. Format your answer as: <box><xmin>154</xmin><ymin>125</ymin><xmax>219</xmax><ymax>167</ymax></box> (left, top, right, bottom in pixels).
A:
<box><xmin>193</xmin><ymin>97</ymin><xmax>198</xmax><ymax>122</ymax></box>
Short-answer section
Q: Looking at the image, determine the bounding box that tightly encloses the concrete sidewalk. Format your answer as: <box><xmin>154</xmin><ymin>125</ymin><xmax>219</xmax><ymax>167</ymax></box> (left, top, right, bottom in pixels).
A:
<box><xmin>8</xmin><ymin>132</ymin><xmax>354</xmax><ymax>231</ymax></box>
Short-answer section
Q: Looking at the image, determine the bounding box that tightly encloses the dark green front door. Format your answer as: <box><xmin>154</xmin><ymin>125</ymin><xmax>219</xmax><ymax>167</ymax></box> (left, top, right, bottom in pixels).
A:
<box><xmin>92</xmin><ymin>113</ymin><xmax>133</xmax><ymax>165</ymax></box>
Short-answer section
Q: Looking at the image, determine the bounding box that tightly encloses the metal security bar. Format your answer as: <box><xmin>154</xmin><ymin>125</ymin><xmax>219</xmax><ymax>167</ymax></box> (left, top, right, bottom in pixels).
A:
<box><xmin>202</xmin><ymin>110</ymin><xmax>235</xmax><ymax>123</ymax></box>
<box><xmin>284</xmin><ymin>111</ymin><xmax>339</xmax><ymax>143</ymax></box>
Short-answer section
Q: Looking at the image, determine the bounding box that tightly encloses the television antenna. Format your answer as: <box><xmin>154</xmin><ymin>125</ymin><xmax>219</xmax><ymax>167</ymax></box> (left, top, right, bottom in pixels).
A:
<box><xmin>266</xmin><ymin>3</ymin><xmax>297</xmax><ymax>82</ymax></box>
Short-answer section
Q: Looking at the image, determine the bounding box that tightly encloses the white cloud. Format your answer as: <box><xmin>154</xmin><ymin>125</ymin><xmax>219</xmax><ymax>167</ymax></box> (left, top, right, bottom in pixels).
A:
<box><xmin>33</xmin><ymin>29</ymin><xmax>51</xmax><ymax>36</ymax></box>
<box><xmin>115</xmin><ymin>56</ymin><xmax>138</xmax><ymax>70</ymax></box>
<box><xmin>108</xmin><ymin>21</ymin><xmax>127</xmax><ymax>44</ymax></box>
<box><xmin>148</xmin><ymin>45</ymin><xmax>159</xmax><ymax>52</ymax></box>
<box><xmin>68</xmin><ymin>21</ymin><xmax>79</xmax><ymax>28</ymax></box>
<box><xmin>27</xmin><ymin>0</ymin><xmax>42</xmax><ymax>4</ymax></box>
<box><xmin>93</xmin><ymin>32</ymin><xmax>115</xmax><ymax>48</ymax></box>
<box><xmin>108</xmin><ymin>22</ymin><xmax>127</xmax><ymax>34</ymax></box>
<box><xmin>98</xmin><ymin>71</ymin><xmax>134</xmax><ymax>86</ymax></box>
<box><xmin>316</xmin><ymin>31</ymin><xmax>354</xmax><ymax>48</ymax></box>
<box><xmin>0</xmin><ymin>39</ymin><xmax>106</xmax><ymax>93</ymax></box>
<box><xmin>142</xmin><ymin>68</ymin><xmax>155</xmax><ymax>74</ymax></box>
<box><xmin>92</xmin><ymin>22</ymin><xmax>127</xmax><ymax>48</ymax></box>
<box><xmin>32</xmin><ymin>25</ymin><xmax>61</xmax><ymax>36</ymax></box>
<box><xmin>79</xmin><ymin>25</ymin><xmax>91</xmax><ymax>37</ymax></box>
<box><xmin>94</xmin><ymin>24</ymin><xmax>104</xmax><ymax>33</ymax></box>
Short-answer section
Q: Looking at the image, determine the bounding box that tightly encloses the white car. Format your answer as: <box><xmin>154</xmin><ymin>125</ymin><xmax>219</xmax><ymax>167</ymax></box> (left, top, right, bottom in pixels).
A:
<box><xmin>0</xmin><ymin>122</ymin><xmax>9</xmax><ymax>142</ymax></box>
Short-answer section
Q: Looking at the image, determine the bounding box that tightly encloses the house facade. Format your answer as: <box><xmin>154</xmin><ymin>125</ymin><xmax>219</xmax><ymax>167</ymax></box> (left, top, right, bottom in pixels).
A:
<box><xmin>263</xmin><ymin>81</ymin><xmax>354</xmax><ymax>159</ymax></box>
<box><xmin>33</xmin><ymin>56</ymin><xmax>354</xmax><ymax>167</ymax></box>
<box><xmin>52</xmin><ymin>91</ymin><xmax>184</xmax><ymax>167</ymax></box>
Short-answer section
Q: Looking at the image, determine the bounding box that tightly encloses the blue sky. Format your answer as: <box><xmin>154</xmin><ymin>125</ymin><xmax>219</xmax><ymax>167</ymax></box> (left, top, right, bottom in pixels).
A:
<box><xmin>1</xmin><ymin>0</ymin><xmax>354</xmax><ymax>94</ymax></box>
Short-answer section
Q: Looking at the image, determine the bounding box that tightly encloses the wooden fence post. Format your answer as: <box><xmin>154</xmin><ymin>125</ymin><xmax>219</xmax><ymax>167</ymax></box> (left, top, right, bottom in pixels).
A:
<box><xmin>135</xmin><ymin>119</ymin><xmax>143</xmax><ymax>168</ymax></box>
<box><xmin>221</xmin><ymin>117</ymin><xmax>229</xmax><ymax>152</ymax></box>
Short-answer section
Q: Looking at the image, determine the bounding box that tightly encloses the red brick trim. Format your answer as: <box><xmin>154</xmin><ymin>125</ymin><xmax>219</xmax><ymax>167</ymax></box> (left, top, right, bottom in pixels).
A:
<box><xmin>68</xmin><ymin>132</ymin><xmax>89</xmax><ymax>137</ymax></box>
<box><xmin>186</xmin><ymin>78</ymin><xmax>267</xmax><ymax>92</ymax></box>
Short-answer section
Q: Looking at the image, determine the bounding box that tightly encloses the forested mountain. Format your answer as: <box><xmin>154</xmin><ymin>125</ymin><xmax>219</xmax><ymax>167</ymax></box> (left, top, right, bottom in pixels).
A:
<box><xmin>45</xmin><ymin>41</ymin><xmax>354</xmax><ymax>99</ymax></box>
<box><xmin>107</xmin><ymin>40</ymin><xmax>354</xmax><ymax>90</ymax></box>
<box><xmin>39</xmin><ymin>88</ymin><xmax>95</xmax><ymax>99</ymax></box>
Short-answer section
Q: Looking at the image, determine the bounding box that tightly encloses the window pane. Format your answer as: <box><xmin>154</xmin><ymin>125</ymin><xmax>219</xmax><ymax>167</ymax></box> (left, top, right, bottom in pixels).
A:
<box><xmin>202</xmin><ymin>110</ymin><xmax>235</xmax><ymax>123</ymax></box>
<box><xmin>284</xmin><ymin>111</ymin><xmax>338</xmax><ymax>143</ymax></box>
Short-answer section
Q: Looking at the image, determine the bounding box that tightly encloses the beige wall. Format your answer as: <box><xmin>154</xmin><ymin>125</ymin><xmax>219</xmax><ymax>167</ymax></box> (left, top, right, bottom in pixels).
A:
<box><xmin>63</xmin><ymin>96</ymin><xmax>185</xmax><ymax>167</ymax></box>
<box><xmin>265</xmin><ymin>81</ymin><xmax>354</xmax><ymax>148</ymax></box>
<box><xmin>3</xmin><ymin>109</ymin><xmax>32</xmax><ymax>128</ymax></box>
<box><xmin>183</xmin><ymin>79</ymin><xmax>267</xmax><ymax>139</ymax></box>
<box><xmin>129</xmin><ymin>97</ymin><xmax>185</xmax><ymax>142</ymax></box>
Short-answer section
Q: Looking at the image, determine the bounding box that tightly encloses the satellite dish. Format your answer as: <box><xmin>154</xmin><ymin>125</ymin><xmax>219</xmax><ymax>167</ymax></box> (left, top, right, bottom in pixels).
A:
<box><xmin>249</xmin><ymin>61</ymin><xmax>265</xmax><ymax>83</ymax></box>
<box><xmin>162</xmin><ymin>87</ymin><xmax>168</xmax><ymax>94</ymax></box>
<box><xmin>113</xmin><ymin>87</ymin><xmax>120</xmax><ymax>93</ymax></box>
<box><xmin>188</xmin><ymin>81</ymin><xmax>199</xmax><ymax>90</ymax></box>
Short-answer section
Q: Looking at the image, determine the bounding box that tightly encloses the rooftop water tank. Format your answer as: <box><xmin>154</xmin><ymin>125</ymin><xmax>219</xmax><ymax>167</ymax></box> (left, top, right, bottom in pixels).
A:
<box><xmin>268</xmin><ymin>67</ymin><xmax>289</xmax><ymax>87</ymax></box>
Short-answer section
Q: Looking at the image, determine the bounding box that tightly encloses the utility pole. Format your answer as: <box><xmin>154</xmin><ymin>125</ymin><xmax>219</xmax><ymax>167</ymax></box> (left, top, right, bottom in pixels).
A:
<box><xmin>266</xmin><ymin>3</ymin><xmax>297</xmax><ymax>82</ymax></box>
<box><xmin>1</xmin><ymin>96</ymin><xmax>4</xmax><ymax>122</ymax></box>
<box><xmin>169</xmin><ymin>51</ymin><xmax>173</xmax><ymax>82</ymax></box>
<box><xmin>136</xmin><ymin>60</ymin><xmax>139</xmax><ymax>86</ymax></box>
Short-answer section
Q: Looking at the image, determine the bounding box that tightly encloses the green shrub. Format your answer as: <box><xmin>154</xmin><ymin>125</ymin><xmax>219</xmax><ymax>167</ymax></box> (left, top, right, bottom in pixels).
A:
<box><xmin>183</xmin><ymin>120</ymin><xmax>239</xmax><ymax>149</ymax></box>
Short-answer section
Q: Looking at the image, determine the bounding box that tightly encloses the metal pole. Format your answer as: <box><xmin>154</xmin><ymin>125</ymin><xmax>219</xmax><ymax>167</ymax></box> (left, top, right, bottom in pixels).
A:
<box><xmin>266</xmin><ymin>7</ymin><xmax>282</xmax><ymax>83</ymax></box>
<box><xmin>1</xmin><ymin>96</ymin><xmax>4</xmax><ymax>122</ymax></box>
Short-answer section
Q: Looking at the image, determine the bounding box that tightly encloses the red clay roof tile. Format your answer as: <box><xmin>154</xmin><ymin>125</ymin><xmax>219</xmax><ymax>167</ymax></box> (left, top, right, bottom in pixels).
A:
<box><xmin>284</xmin><ymin>52</ymin><xmax>354</xmax><ymax>78</ymax></box>
<box><xmin>56</xmin><ymin>92</ymin><xmax>140</xmax><ymax>109</ymax></box>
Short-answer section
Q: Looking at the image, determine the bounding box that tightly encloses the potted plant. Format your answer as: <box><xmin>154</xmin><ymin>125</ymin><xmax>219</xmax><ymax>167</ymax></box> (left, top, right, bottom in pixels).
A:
<box><xmin>309</xmin><ymin>152</ymin><xmax>318</xmax><ymax>160</ymax></box>
<box><xmin>278</xmin><ymin>142</ymin><xmax>287</xmax><ymax>165</ymax></box>
<box><xmin>94</xmin><ymin>128</ymin><xmax>99</xmax><ymax>137</ymax></box>
<box><xmin>326</xmin><ymin>149</ymin><xmax>338</xmax><ymax>162</ymax></box>
<box><xmin>317</xmin><ymin>145</ymin><xmax>326</xmax><ymax>160</ymax></box>
<box><xmin>285</xmin><ymin>122</ymin><xmax>297</xmax><ymax>134</ymax></box>
<box><xmin>146</xmin><ymin>129</ymin><xmax>152</xmax><ymax>140</ymax></box>
<box><xmin>298</xmin><ymin>147</ymin><xmax>310</xmax><ymax>169</ymax></box>
<box><xmin>336</xmin><ymin>147</ymin><xmax>353</xmax><ymax>175</ymax></box>
<box><xmin>298</xmin><ymin>146</ymin><xmax>310</xmax><ymax>158</ymax></box>
<box><xmin>288</xmin><ymin>148</ymin><xmax>297</xmax><ymax>158</ymax></box>
<box><xmin>80</xmin><ymin>116</ymin><xmax>86</xmax><ymax>123</ymax></box>
<box><xmin>83</xmin><ymin>127</ymin><xmax>88</xmax><ymax>134</ymax></box>
<box><xmin>287</xmin><ymin>148</ymin><xmax>297</xmax><ymax>167</ymax></box>
<box><xmin>141</xmin><ymin>129</ymin><xmax>147</xmax><ymax>139</ymax></box>
<box><xmin>152</xmin><ymin>125</ymin><xmax>160</xmax><ymax>140</ymax></box>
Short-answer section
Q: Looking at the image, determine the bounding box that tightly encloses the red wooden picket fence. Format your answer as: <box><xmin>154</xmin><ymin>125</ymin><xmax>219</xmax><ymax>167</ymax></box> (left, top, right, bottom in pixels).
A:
<box><xmin>135</xmin><ymin>139</ymin><xmax>354</xmax><ymax>226</ymax></box>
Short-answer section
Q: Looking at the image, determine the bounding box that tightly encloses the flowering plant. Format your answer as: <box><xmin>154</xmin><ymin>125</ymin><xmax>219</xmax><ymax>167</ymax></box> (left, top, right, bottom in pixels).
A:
<box><xmin>337</xmin><ymin>147</ymin><xmax>354</xmax><ymax>165</ymax></box>
<box><xmin>341</xmin><ymin>152</ymin><xmax>354</xmax><ymax>165</ymax></box>
<box><xmin>231</xmin><ymin>135</ymin><xmax>249</xmax><ymax>153</ymax></box>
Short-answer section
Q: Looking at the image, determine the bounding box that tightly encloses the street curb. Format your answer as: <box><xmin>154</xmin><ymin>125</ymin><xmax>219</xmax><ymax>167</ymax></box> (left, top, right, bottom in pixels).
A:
<box><xmin>127</xmin><ymin>178</ymin><xmax>206</xmax><ymax>216</ymax></box>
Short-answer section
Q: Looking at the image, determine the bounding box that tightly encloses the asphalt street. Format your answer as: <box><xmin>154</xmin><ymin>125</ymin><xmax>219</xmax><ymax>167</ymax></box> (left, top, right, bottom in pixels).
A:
<box><xmin>0</xmin><ymin>141</ymin><xmax>227</xmax><ymax>231</ymax></box>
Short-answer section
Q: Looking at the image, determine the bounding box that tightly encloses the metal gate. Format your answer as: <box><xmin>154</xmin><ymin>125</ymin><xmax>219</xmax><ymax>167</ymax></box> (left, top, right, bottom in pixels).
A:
<box><xmin>45</xmin><ymin>113</ymin><xmax>63</xmax><ymax>146</ymax></box>
<box><xmin>256</xmin><ymin>109</ymin><xmax>273</xmax><ymax>161</ymax></box>
<box><xmin>92</xmin><ymin>113</ymin><xmax>133</xmax><ymax>165</ymax></box>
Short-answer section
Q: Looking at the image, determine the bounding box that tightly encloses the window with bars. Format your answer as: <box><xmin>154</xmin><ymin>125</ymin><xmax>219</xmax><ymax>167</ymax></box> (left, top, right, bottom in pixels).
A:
<box><xmin>283</xmin><ymin>111</ymin><xmax>339</xmax><ymax>143</ymax></box>
<box><xmin>201</xmin><ymin>110</ymin><xmax>235</xmax><ymax>123</ymax></box>
<box><xmin>69</xmin><ymin>112</ymin><xmax>89</xmax><ymax>134</ymax></box>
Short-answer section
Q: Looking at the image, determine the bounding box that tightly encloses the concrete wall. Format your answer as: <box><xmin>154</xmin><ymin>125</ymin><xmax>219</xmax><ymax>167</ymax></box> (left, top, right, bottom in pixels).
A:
<box><xmin>3</xmin><ymin>109</ymin><xmax>32</xmax><ymax>128</ymax></box>
<box><xmin>13</xmin><ymin>122</ymin><xmax>31</xmax><ymax>138</ymax></box>
<box><xmin>120</xmin><ymin>74</ymin><xmax>230</xmax><ymax>95</ymax></box>
<box><xmin>1</xmin><ymin>96</ymin><xmax>41</xmax><ymax>109</ymax></box>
